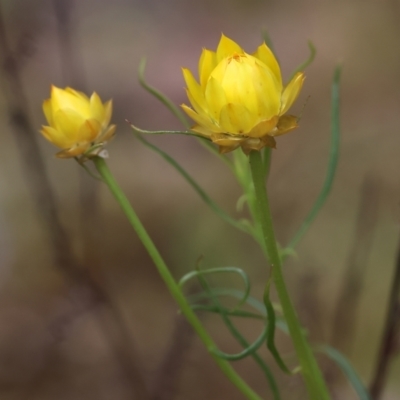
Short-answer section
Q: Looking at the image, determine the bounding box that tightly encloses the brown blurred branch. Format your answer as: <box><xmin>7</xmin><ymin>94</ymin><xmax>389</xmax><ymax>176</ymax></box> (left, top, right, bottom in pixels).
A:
<box><xmin>52</xmin><ymin>0</ymin><xmax>100</xmax><ymax>272</ymax></box>
<box><xmin>151</xmin><ymin>313</ymin><xmax>195</xmax><ymax>400</ymax></box>
<box><xmin>0</xmin><ymin>5</ymin><xmax>148</xmax><ymax>399</ymax></box>
<box><xmin>369</xmin><ymin>235</ymin><xmax>400</xmax><ymax>399</ymax></box>
<box><xmin>331</xmin><ymin>175</ymin><xmax>380</xmax><ymax>353</ymax></box>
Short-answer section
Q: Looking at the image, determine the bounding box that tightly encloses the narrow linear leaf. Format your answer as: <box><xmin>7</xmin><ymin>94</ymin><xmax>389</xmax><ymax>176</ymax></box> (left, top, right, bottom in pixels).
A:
<box><xmin>130</xmin><ymin>124</ymin><xmax>200</xmax><ymax>138</ymax></box>
<box><xmin>285</xmin><ymin>64</ymin><xmax>342</xmax><ymax>254</ymax></box>
<box><xmin>319</xmin><ymin>346</ymin><xmax>371</xmax><ymax>400</ymax></box>
<box><xmin>264</xmin><ymin>291</ymin><xmax>293</xmax><ymax>374</ymax></box>
<box><xmin>139</xmin><ymin>58</ymin><xmax>190</xmax><ymax>128</ymax></box>
<box><xmin>135</xmin><ymin>133</ymin><xmax>249</xmax><ymax>234</ymax></box>
<box><xmin>138</xmin><ymin>59</ymin><xmax>234</xmax><ymax>170</ymax></box>
<box><xmin>289</xmin><ymin>41</ymin><xmax>317</xmax><ymax>81</ymax></box>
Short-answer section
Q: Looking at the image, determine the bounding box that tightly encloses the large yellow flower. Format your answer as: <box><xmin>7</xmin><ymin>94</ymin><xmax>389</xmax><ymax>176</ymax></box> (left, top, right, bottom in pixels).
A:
<box><xmin>181</xmin><ymin>35</ymin><xmax>305</xmax><ymax>154</ymax></box>
<box><xmin>41</xmin><ymin>86</ymin><xmax>116</xmax><ymax>158</ymax></box>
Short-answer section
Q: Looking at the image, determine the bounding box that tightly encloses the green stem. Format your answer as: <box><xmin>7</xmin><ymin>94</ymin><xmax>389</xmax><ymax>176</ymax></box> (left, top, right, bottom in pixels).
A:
<box><xmin>249</xmin><ymin>150</ymin><xmax>330</xmax><ymax>400</ymax></box>
<box><xmin>93</xmin><ymin>156</ymin><xmax>262</xmax><ymax>400</ymax></box>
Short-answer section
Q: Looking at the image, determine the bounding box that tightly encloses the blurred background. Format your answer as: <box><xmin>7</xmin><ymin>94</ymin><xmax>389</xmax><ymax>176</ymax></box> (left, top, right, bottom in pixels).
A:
<box><xmin>0</xmin><ymin>0</ymin><xmax>399</xmax><ymax>399</ymax></box>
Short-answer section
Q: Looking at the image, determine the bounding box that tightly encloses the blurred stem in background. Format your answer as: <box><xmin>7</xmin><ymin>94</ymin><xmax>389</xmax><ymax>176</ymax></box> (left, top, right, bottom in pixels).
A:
<box><xmin>331</xmin><ymin>175</ymin><xmax>380</xmax><ymax>353</ymax></box>
<box><xmin>0</xmin><ymin>5</ymin><xmax>149</xmax><ymax>398</ymax></box>
<box><xmin>52</xmin><ymin>0</ymin><xmax>101</xmax><ymax>271</ymax></box>
<box><xmin>369</xmin><ymin>235</ymin><xmax>400</xmax><ymax>399</ymax></box>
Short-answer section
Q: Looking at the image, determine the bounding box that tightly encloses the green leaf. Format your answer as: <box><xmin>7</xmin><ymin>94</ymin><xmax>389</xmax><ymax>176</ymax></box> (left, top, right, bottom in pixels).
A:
<box><xmin>264</xmin><ymin>285</ymin><xmax>293</xmax><ymax>374</ymax></box>
<box><xmin>319</xmin><ymin>346</ymin><xmax>371</xmax><ymax>400</ymax></box>
<box><xmin>135</xmin><ymin>133</ymin><xmax>249</xmax><ymax>234</ymax></box>
<box><xmin>284</xmin><ymin>64</ymin><xmax>342</xmax><ymax>255</ymax></box>
<box><xmin>138</xmin><ymin>58</ymin><xmax>190</xmax><ymax>128</ymax></box>
<box><xmin>289</xmin><ymin>41</ymin><xmax>317</xmax><ymax>81</ymax></box>
<box><xmin>130</xmin><ymin>124</ymin><xmax>201</xmax><ymax>138</ymax></box>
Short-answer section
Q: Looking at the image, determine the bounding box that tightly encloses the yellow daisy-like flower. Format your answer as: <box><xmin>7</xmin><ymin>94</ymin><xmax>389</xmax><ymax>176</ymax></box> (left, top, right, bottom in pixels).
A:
<box><xmin>41</xmin><ymin>86</ymin><xmax>116</xmax><ymax>159</ymax></box>
<box><xmin>181</xmin><ymin>34</ymin><xmax>305</xmax><ymax>154</ymax></box>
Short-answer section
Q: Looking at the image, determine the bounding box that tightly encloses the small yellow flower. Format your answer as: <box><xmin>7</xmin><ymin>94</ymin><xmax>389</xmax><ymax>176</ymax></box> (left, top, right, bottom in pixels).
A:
<box><xmin>41</xmin><ymin>86</ymin><xmax>116</xmax><ymax>159</ymax></box>
<box><xmin>181</xmin><ymin>34</ymin><xmax>305</xmax><ymax>154</ymax></box>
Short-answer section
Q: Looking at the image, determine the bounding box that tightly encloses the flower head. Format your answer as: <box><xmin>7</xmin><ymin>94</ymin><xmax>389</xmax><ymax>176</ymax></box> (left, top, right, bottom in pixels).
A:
<box><xmin>41</xmin><ymin>86</ymin><xmax>116</xmax><ymax>159</ymax></box>
<box><xmin>181</xmin><ymin>34</ymin><xmax>305</xmax><ymax>154</ymax></box>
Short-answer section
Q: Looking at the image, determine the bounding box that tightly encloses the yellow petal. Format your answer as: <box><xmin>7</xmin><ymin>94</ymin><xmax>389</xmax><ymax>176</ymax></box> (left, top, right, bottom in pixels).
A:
<box><xmin>53</xmin><ymin>109</ymin><xmax>85</xmax><ymax>141</ymax></box>
<box><xmin>247</xmin><ymin>116</ymin><xmax>279</xmax><ymax>138</ymax></box>
<box><xmin>280</xmin><ymin>72</ymin><xmax>305</xmax><ymax>115</ymax></box>
<box><xmin>186</xmin><ymin>89</ymin><xmax>209</xmax><ymax>121</ymax></box>
<box><xmin>182</xmin><ymin>68</ymin><xmax>207</xmax><ymax>114</ymax></box>
<box><xmin>90</xmin><ymin>92</ymin><xmax>105</xmax><ymax>123</ymax></box>
<box><xmin>190</xmin><ymin>124</ymin><xmax>213</xmax><ymax>138</ymax></box>
<box><xmin>42</xmin><ymin>99</ymin><xmax>54</xmax><ymax>127</ymax></box>
<box><xmin>241</xmin><ymin>136</ymin><xmax>276</xmax><ymax>154</ymax></box>
<box><xmin>251</xmin><ymin>59</ymin><xmax>281</xmax><ymax>119</ymax></box>
<box><xmin>272</xmin><ymin>115</ymin><xmax>299</xmax><ymax>136</ymax></box>
<box><xmin>204</xmin><ymin>77</ymin><xmax>227</xmax><ymax>122</ymax></box>
<box><xmin>198</xmin><ymin>49</ymin><xmax>217</xmax><ymax>88</ymax></box>
<box><xmin>65</xmin><ymin>87</ymin><xmax>90</xmax><ymax>102</ymax></box>
<box><xmin>55</xmin><ymin>142</ymin><xmax>90</xmax><ymax>158</ymax></box>
<box><xmin>216</xmin><ymin>34</ymin><xmax>244</xmax><ymax>62</ymax></box>
<box><xmin>78</xmin><ymin>119</ymin><xmax>102</xmax><ymax>142</ymax></box>
<box><xmin>210</xmin><ymin>133</ymin><xmax>243</xmax><ymax>151</ymax></box>
<box><xmin>102</xmin><ymin>100</ymin><xmax>113</xmax><ymax>128</ymax></box>
<box><xmin>51</xmin><ymin>86</ymin><xmax>91</xmax><ymax>117</ymax></box>
<box><xmin>181</xmin><ymin>104</ymin><xmax>221</xmax><ymax>133</ymax></box>
<box><xmin>252</xmin><ymin>43</ymin><xmax>282</xmax><ymax>88</ymax></box>
<box><xmin>99</xmin><ymin>124</ymin><xmax>117</xmax><ymax>142</ymax></box>
<box><xmin>214</xmin><ymin>56</ymin><xmax>259</xmax><ymax>120</ymax></box>
<box><xmin>40</xmin><ymin>125</ymin><xmax>73</xmax><ymax>148</ymax></box>
<box><xmin>219</xmin><ymin>103</ymin><xmax>254</xmax><ymax>134</ymax></box>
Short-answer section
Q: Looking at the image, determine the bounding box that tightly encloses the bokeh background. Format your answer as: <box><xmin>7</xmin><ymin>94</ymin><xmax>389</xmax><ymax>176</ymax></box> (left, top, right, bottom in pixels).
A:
<box><xmin>0</xmin><ymin>0</ymin><xmax>399</xmax><ymax>399</ymax></box>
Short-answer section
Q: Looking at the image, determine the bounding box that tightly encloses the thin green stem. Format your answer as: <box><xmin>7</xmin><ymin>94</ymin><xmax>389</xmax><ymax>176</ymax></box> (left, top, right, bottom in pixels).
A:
<box><xmin>93</xmin><ymin>156</ymin><xmax>262</xmax><ymax>400</ymax></box>
<box><xmin>249</xmin><ymin>150</ymin><xmax>330</xmax><ymax>400</ymax></box>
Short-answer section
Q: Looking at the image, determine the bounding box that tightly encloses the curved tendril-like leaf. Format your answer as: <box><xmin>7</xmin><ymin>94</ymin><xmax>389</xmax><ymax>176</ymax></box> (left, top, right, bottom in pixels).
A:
<box><xmin>284</xmin><ymin>64</ymin><xmax>342</xmax><ymax>257</ymax></box>
<box><xmin>135</xmin><ymin>133</ymin><xmax>250</xmax><ymax>234</ymax></box>
<box><xmin>190</xmin><ymin>304</ymin><xmax>265</xmax><ymax>320</ymax></box>
<box><xmin>195</xmin><ymin>271</ymin><xmax>281</xmax><ymax>399</ymax></box>
<box><xmin>289</xmin><ymin>41</ymin><xmax>317</xmax><ymax>81</ymax></box>
<box><xmin>317</xmin><ymin>346</ymin><xmax>371</xmax><ymax>400</ymax></box>
<box><xmin>139</xmin><ymin>58</ymin><xmax>190</xmax><ymax>128</ymax></box>
<box><xmin>179</xmin><ymin>267</ymin><xmax>251</xmax><ymax>309</ymax></box>
<box><xmin>187</xmin><ymin>288</ymin><xmax>289</xmax><ymax>334</ymax></box>
<box><xmin>130</xmin><ymin>123</ymin><xmax>202</xmax><ymax>138</ymax></box>
<box><xmin>211</xmin><ymin>325</ymin><xmax>268</xmax><ymax>361</ymax></box>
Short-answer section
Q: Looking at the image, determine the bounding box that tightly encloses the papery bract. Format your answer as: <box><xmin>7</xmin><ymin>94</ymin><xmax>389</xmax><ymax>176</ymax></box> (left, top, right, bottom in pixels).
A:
<box><xmin>181</xmin><ymin>34</ymin><xmax>305</xmax><ymax>153</ymax></box>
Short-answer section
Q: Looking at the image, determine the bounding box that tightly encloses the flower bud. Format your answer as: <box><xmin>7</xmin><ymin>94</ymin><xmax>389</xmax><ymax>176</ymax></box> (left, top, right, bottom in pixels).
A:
<box><xmin>40</xmin><ymin>86</ymin><xmax>116</xmax><ymax>159</ymax></box>
<box><xmin>181</xmin><ymin>35</ymin><xmax>305</xmax><ymax>153</ymax></box>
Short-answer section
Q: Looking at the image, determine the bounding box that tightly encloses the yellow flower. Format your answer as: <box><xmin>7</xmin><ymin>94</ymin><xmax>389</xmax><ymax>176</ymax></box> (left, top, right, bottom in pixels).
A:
<box><xmin>181</xmin><ymin>34</ymin><xmax>305</xmax><ymax>154</ymax></box>
<box><xmin>41</xmin><ymin>86</ymin><xmax>116</xmax><ymax>158</ymax></box>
